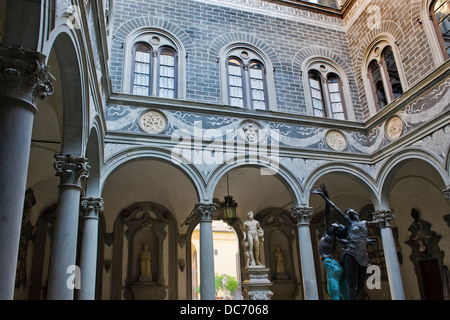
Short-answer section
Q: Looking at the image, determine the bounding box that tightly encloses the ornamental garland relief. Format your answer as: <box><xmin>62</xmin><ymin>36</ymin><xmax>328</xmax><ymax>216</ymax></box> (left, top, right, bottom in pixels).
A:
<box><xmin>139</xmin><ymin>110</ymin><xmax>167</xmax><ymax>134</ymax></box>
<box><xmin>325</xmin><ymin>130</ymin><xmax>347</xmax><ymax>151</ymax></box>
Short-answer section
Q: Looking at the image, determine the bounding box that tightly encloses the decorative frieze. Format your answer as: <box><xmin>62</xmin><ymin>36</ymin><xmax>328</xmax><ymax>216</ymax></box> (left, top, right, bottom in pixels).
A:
<box><xmin>0</xmin><ymin>46</ymin><xmax>54</xmax><ymax>109</ymax></box>
<box><xmin>54</xmin><ymin>154</ymin><xmax>90</xmax><ymax>187</ymax></box>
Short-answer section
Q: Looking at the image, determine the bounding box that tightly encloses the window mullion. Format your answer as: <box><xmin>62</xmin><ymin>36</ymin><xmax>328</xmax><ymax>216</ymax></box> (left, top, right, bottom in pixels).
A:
<box><xmin>152</xmin><ymin>51</ymin><xmax>158</xmax><ymax>97</ymax></box>
<box><xmin>378</xmin><ymin>59</ymin><xmax>393</xmax><ymax>104</ymax></box>
<box><xmin>243</xmin><ymin>63</ymin><xmax>251</xmax><ymax>109</ymax></box>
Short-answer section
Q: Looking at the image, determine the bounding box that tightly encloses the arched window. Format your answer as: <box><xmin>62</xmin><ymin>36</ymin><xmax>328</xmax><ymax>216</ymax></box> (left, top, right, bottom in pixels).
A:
<box><xmin>327</xmin><ymin>74</ymin><xmax>347</xmax><ymax>120</ymax></box>
<box><xmin>248</xmin><ymin>61</ymin><xmax>267</xmax><ymax>110</ymax></box>
<box><xmin>364</xmin><ymin>39</ymin><xmax>406</xmax><ymax>114</ymax></box>
<box><xmin>221</xmin><ymin>46</ymin><xmax>275</xmax><ymax>111</ymax></box>
<box><xmin>226</xmin><ymin>56</ymin><xmax>268</xmax><ymax>110</ymax></box>
<box><xmin>304</xmin><ymin>60</ymin><xmax>352</xmax><ymax>120</ymax></box>
<box><xmin>308</xmin><ymin>71</ymin><xmax>326</xmax><ymax>117</ymax></box>
<box><xmin>126</xmin><ymin>32</ymin><xmax>183</xmax><ymax>99</ymax></box>
<box><xmin>367</xmin><ymin>46</ymin><xmax>403</xmax><ymax>111</ymax></box>
<box><xmin>430</xmin><ymin>0</ymin><xmax>450</xmax><ymax>59</ymax></box>
<box><xmin>227</xmin><ymin>58</ymin><xmax>245</xmax><ymax>108</ymax></box>
<box><xmin>157</xmin><ymin>47</ymin><xmax>177</xmax><ymax>99</ymax></box>
<box><xmin>131</xmin><ymin>43</ymin><xmax>152</xmax><ymax>96</ymax></box>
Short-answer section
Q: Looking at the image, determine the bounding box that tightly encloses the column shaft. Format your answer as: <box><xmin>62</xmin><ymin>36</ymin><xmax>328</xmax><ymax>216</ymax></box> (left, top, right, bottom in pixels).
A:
<box><xmin>196</xmin><ymin>203</ymin><xmax>217</xmax><ymax>300</ymax></box>
<box><xmin>291</xmin><ymin>207</ymin><xmax>319</xmax><ymax>300</ymax></box>
<box><xmin>0</xmin><ymin>46</ymin><xmax>53</xmax><ymax>299</ymax></box>
<box><xmin>78</xmin><ymin>197</ymin><xmax>103</xmax><ymax>300</ymax></box>
<box><xmin>373</xmin><ymin>210</ymin><xmax>405</xmax><ymax>300</ymax></box>
<box><xmin>47</xmin><ymin>154</ymin><xmax>89</xmax><ymax>300</ymax></box>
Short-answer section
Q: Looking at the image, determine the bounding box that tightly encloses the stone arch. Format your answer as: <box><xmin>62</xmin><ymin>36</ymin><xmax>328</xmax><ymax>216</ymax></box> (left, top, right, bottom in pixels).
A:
<box><xmin>208</xmin><ymin>32</ymin><xmax>282</xmax><ymax>70</ymax></box>
<box><xmin>303</xmin><ymin>162</ymin><xmax>379</xmax><ymax>207</ymax></box>
<box><xmin>46</xmin><ymin>31</ymin><xmax>87</xmax><ymax>156</ymax></box>
<box><xmin>291</xmin><ymin>46</ymin><xmax>355</xmax><ymax>80</ymax></box>
<box><xmin>113</xmin><ymin>16</ymin><xmax>196</xmax><ymax>56</ymax></box>
<box><xmin>101</xmin><ymin>146</ymin><xmax>206</xmax><ymax>201</ymax></box>
<box><xmin>205</xmin><ymin>154</ymin><xmax>303</xmax><ymax>206</ymax></box>
<box><xmin>378</xmin><ymin>148</ymin><xmax>450</xmax><ymax>203</ymax></box>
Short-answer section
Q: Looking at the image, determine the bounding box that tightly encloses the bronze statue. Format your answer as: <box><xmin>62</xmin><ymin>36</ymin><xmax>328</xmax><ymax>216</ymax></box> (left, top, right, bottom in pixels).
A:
<box><xmin>311</xmin><ymin>185</ymin><xmax>382</xmax><ymax>300</ymax></box>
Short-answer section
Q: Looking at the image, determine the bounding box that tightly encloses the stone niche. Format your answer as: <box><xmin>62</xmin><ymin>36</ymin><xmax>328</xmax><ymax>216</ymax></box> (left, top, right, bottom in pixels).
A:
<box><xmin>257</xmin><ymin>209</ymin><xmax>298</xmax><ymax>300</ymax></box>
<box><xmin>122</xmin><ymin>205</ymin><xmax>168</xmax><ymax>300</ymax></box>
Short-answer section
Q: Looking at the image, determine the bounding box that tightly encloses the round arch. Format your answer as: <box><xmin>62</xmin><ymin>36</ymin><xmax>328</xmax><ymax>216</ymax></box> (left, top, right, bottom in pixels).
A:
<box><xmin>205</xmin><ymin>155</ymin><xmax>303</xmax><ymax>206</ymax></box>
<box><xmin>101</xmin><ymin>146</ymin><xmax>206</xmax><ymax>201</ymax></box>
<box><xmin>377</xmin><ymin>148</ymin><xmax>450</xmax><ymax>205</ymax></box>
<box><xmin>43</xmin><ymin>29</ymin><xmax>88</xmax><ymax>156</ymax></box>
<box><xmin>303</xmin><ymin>162</ymin><xmax>379</xmax><ymax>207</ymax></box>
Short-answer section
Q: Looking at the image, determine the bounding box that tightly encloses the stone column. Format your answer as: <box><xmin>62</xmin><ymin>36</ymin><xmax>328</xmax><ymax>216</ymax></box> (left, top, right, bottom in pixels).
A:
<box><xmin>291</xmin><ymin>207</ymin><xmax>319</xmax><ymax>300</ymax></box>
<box><xmin>195</xmin><ymin>203</ymin><xmax>217</xmax><ymax>300</ymax></box>
<box><xmin>47</xmin><ymin>154</ymin><xmax>89</xmax><ymax>300</ymax></box>
<box><xmin>78</xmin><ymin>197</ymin><xmax>103</xmax><ymax>300</ymax></box>
<box><xmin>0</xmin><ymin>46</ymin><xmax>53</xmax><ymax>299</ymax></box>
<box><xmin>372</xmin><ymin>209</ymin><xmax>405</xmax><ymax>300</ymax></box>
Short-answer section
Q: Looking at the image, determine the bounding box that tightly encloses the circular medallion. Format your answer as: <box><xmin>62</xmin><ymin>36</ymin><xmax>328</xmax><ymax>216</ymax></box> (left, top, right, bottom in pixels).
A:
<box><xmin>385</xmin><ymin>115</ymin><xmax>403</xmax><ymax>140</ymax></box>
<box><xmin>325</xmin><ymin>130</ymin><xmax>347</xmax><ymax>151</ymax></box>
<box><xmin>139</xmin><ymin>110</ymin><xmax>167</xmax><ymax>134</ymax></box>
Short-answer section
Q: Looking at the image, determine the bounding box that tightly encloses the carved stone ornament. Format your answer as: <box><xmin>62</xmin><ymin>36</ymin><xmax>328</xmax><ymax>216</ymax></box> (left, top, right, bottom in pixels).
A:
<box><xmin>195</xmin><ymin>203</ymin><xmax>218</xmax><ymax>221</ymax></box>
<box><xmin>385</xmin><ymin>115</ymin><xmax>404</xmax><ymax>140</ymax></box>
<box><xmin>139</xmin><ymin>109</ymin><xmax>167</xmax><ymax>134</ymax></box>
<box><xmin>80</xmin><ymin>197</ymin><xmax>104</xmax><ymax>219</ymax></box>
<box><xmin>54</xmin><ymin>153</ymin><xmax>90</xmax><ymax>187</ymax></box>
<box><xmin>291</xmin><ymin>207</ymin><xmax>313</xmax><ymax>225</ymax></box>
<box><xmin>372</xmin><ymin>209</ymin><xmax>395</xmax><ymax>228</ymax></box>
<box><xmin>0</xmin><ymin>46</ymin><xmax>54</xmax><ymax>109</ymax></box>
<box><xmin>238</xmin><ymin>120</ymin><xmax>264</xmax><ymax>143</ymax></box>
<box><xmin>325</xmin><ymin>130</ymin><xmax>347</xmax><ymax>151</ymax></box>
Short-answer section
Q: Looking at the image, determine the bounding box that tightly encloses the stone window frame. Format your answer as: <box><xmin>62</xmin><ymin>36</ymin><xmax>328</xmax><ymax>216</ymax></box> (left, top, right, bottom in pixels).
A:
<box><xmin>219</xmin><ymin>44</ymin><xmax>277</xmax><ymax>111</ymax></box>
<box><xmin>122</xmin><ymin>28</ymin><xmax>186</xmax><ymax>99</ymax></box>
<box><xmin>424</xmin><ymin>0</ymin><xmax>450</xmax><ymax>64</ymax></box>
<box><xmin>302</xmin><ymin>57</ymin><xmax>355</xmax><ymax>121</ymax></box>
<box><xmin>362</xmin><ymin>35</ymin><xmax>407</xmax><ymax>116</ymax></box>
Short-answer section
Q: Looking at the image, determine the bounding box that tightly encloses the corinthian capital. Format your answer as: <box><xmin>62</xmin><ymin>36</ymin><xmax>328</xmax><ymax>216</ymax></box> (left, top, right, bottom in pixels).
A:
<box><xmin>372</xmin><ymin>209</ymin><xmax>395</xmax><ymax>228</ymax></box>
<box><xmin>80</xmin><ymin>197</ymin><xmax>104</xmax><ymax>219</ymax></box>
<box><xmin>54</xmin><ymin>154</ymin><xmax>90</xmax><ymax>187</ymax></box>
<box><xmin>195</xmin><ymin>203</ymin><xmax>218</xmax><ymax>221</ymax></box>
<box><xmin>0</xmin><ymin>46</ymin><xmax>54</xmax><ymax>109</ymax></box>
<box><xmin>291</xmin><ymin>207</ymin><xmax>313</xmax><ymax>225</ymax></box>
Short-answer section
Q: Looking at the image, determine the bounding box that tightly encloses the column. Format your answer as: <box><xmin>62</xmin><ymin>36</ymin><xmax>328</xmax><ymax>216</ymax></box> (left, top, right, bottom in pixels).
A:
<box><xmin>0</xmin><ymin>46</ymin><xmax>53</xmax><ymax>299</ymax></box>
<box><xmin>195</xmin><ymin>203</ymin><xmax>217</xmax><ymax>300</ymax></box>
<box><xmin>291</xmin><ymin>207</ymin><xmax>319</xmax><ymax>300</ymax></box>
<box><xmin>47</xmin><ymin>154</ymin><xmax>89</xmax><ymax>300</ymax></box>
<box><xmin>78</xmin><ymin>197</ymin><xmax>104</xmax><ymax>300</ymax></box>
<box><xmin>372</xmin><ymin>209</ymin><xmax>405</xmax><ymax>300</ymax></box>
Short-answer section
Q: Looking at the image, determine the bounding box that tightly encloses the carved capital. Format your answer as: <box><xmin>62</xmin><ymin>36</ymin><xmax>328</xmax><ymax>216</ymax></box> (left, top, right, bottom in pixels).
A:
<box><xmin>372</xmin><ymin>209</ymin><xmax>395</xmax><ymax>228</ymax></box>
<box><xmin>195</xmin><ymin>203</ymin><xmax>218</xmax><ymax>222</ymax></box>
<box><xmin>80</xmin><ymin>197</ymin><xmax>104</xmax><ymax>220</ymax></box>
<box><xmin>0</xmin><ymin>46</ymin><xmax>54</xmax><ymax>109</ymax></box>
<box><xmin>54</xmin><ymin>154</ymin><xmax>90</xmax><ymax>188</ymax></box>
<box><xmin>291</xmin><ymin>207</ymin><xmax>313</xmax><ymax>225</ymax></box>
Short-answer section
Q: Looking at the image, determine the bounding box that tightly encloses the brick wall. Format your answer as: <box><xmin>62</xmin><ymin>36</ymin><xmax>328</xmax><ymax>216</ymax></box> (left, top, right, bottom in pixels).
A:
<box><xmin>110</xmin><ymin>0</ymin><xmax>362</xmax><ymax>118</ymax></box>
<box><xmin>344</xmin><ymin>0</ymin><xmax>438</xmax><ymax>119</ymax></box>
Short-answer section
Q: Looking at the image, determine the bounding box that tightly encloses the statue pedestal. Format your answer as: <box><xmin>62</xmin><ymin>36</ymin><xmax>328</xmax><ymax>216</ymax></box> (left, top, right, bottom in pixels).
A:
<box><xmin>242</xmin><ymin>266</ymin><xmax>273</xmax><ymax>300</ymax></box>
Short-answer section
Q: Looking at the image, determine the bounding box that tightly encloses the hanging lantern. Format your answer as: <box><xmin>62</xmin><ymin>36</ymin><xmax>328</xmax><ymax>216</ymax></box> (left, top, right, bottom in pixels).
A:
<box><xmin>221</xmin><ymin>195</ymin><xmax>238</xmax><ymax>221</ymax></box>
